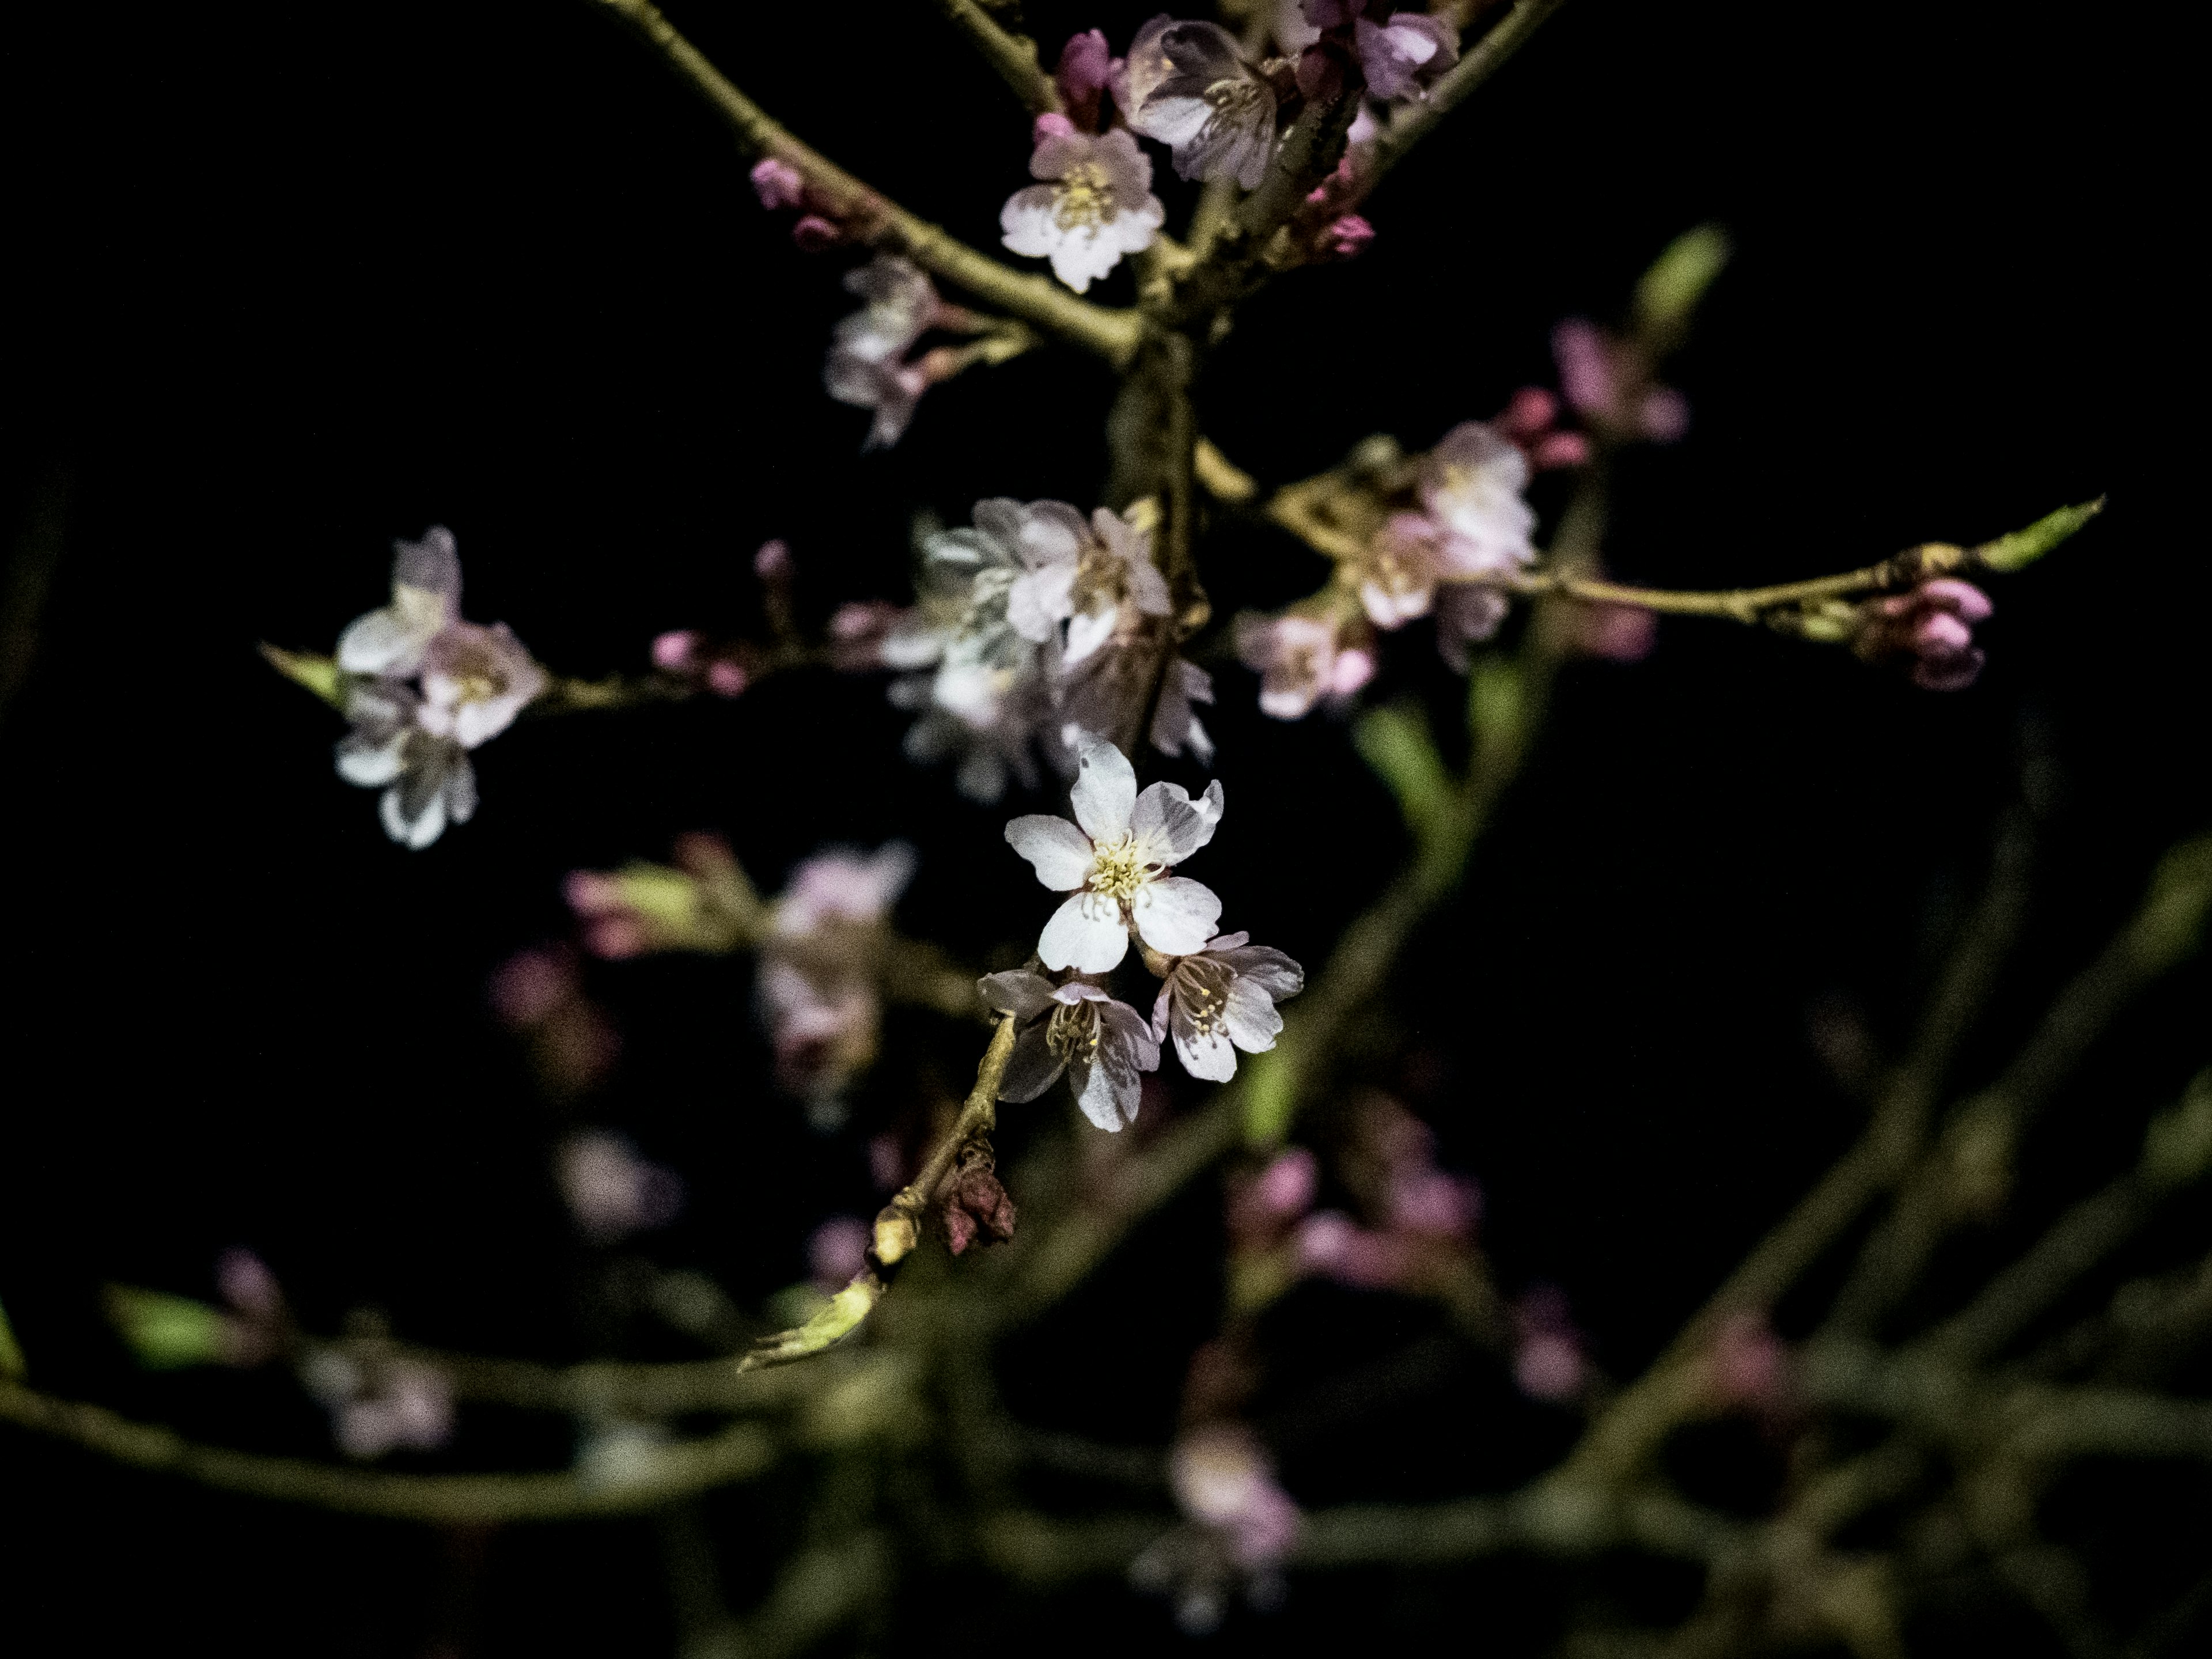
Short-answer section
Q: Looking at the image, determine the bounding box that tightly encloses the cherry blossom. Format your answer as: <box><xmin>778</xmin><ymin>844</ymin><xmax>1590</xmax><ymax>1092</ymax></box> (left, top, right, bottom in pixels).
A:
<box><xmin>1416</xmin><ymin>419</ymin><xmax>1539</xmax><ymax>574</ymax></box>
<box><xmin>1005</xmin><ymin>736</ymin><xmax>1224</xmax><ymax>973</ymax></box>
<box><xmin>1853</xmin><ymin>578</ymin><xmax>1993</xmax><ymax>691</ymax></box>
<box><xmin>1124</xmin><ymin>18</ymin><xmax>1280</xmax><ymax>190</ymax></box>
<box><xmin>1171</xmin><ymin>1423</ymin><xmax>1301</xmax><ymax>1569</ymax></box>
<box><xmin>982</xmin><ymin>969</ymin><xmax>1161</xmax><ymax>1131</ymax></box>
<box><xmin>1552</xmin><ymin>317</ymin><xmax>1690</xmax><ymax>444</ymax></box>
<box><xmin>1234</xmin><ymin>609</ymin><xmax>1376</xmax><ymax>719</ymax></box>
<box><xmin>556</xmin><ymin>1130</ymin><xmax>683</xmax><ymax>1243</ymax></box>
<box><xmin>1000</xmin><ymin>127</ymin><xmax>1164</xmax><ymax>293</ymax></box>
<box><xmin>825</xmin><ymin>256</ymin><xmax>945</xmax><ymax>449</ymax></box>
<box><xmin>301</xmin><ymin>1349</ymin><xmax>454</xmax><ymax>1460</ymax></box>
<box><xmin>758</xmin><ymin>843</ymin><xmax>915</xmax><ymax>1111</ymax></box>
<box><xmin>1152</xmin><ymin>932</ymin><xmax>1304</xmax><ymax>1081</ymax></box>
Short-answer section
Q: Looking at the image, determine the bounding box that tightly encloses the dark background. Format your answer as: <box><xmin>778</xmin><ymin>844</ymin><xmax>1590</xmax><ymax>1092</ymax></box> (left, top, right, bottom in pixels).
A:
<box><xmin>1</xmin><ymin>1</ymin><xmax>2203</xmax><ymax>1653</ymax></box>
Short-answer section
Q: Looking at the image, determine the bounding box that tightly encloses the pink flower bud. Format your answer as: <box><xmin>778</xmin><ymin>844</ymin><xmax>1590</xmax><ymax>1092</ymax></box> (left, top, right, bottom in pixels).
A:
<box><xmin>1498</xmin><ymin>387</ymin><xmax>1558</xmax><ymax>439</ymax></box>
<box><xmin>1032</xmin><ymin>111</ymin><xmax>1077</xmax><ymax>144</ymax></box>
<box><xmin>216</xmin><ymin>1249</ymin><xmax>283</xmax><ymax>1320</ymax></box>
<box><xmin>1514</xmin><ymin>1331</ymin><xmax>1585</xmax><ymax>1401</ymax></box>
<box><xmin>563</xmin><ymin>870</ymin><xmax>624</xmax><ymax>915</ymax></box>
<box><xmin>1255</xmin><ymin>1148</ymin><xmax>1318</xmax><ymax>1219</ymax></box>
<box><xmin>1330</xmin><ymin>646</ymin><xmax>1376</xmax><ymax>696</ymax></box>
<box><xmin>706</xmin><ymin>660</ymin><xmax>750</xmax><ymax>697</ymax></box>
<box><xmin>1055</xmin><ymin>30</ymin><xmax>1112</xmax><ymax>130</ymax></box>
<box><xmin>652</xmin><ymin>629</ymin><xmax>702</xmax><ymax>671</ymax></box>
<box><xmin>752</xmin><ymin>539</ymin><xmax>792</xmax><ymax>581</ymax></box>
<box><xmin>749</xmin><ymin>158</ymin><xmax>804</xmax><ymax>212</ymax></box>
<box><xmin>1531</xmin><ymin>431</ymin><xmax>1590</xmax><ymax>469</ymax></box>
<box><xmin>1638</xmin><ymin>386</ymin><xmax>1690</xmax><ymax>443</ymax></box>
<box><xmin>584</xmin><ymin>915</ymin><xmax>649</xmax><ymax>960</ymax></box>
<box><xmin>1317</xmin><ymin>213</ymin><xmax>1375</xmax><ymax>260</ymax></box>
<box><xmin>790</xmin><ymin>215</ymin><xmax>844</xmax><ymax>253</ymax></box>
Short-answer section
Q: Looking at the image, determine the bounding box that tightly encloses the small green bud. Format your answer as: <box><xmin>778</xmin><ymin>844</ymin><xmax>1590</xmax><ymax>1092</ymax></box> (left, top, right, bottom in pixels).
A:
<box><xmin>1634</xmin><ymin>224</ymin><xmax>1732</xmax><ymax>343</ymax></box>
<box><xmin>0</xmin><ymin>1297</ymin><xmax>25</xmax><ymax>1379</ymax></box>
<box><xmin>1975</xmin><ymin>497</ymin><xmax>2105</xmax><ymax>573</ymax></box>
<box><xmin>104</xmin><ymin>1285</ymin><xmax>232</xmax><ymax>1370</ymax></box>
<box><xmin>1355</xmin><ymin>702</ymin><xmax>1453</xmax><ymax>849</ymax></box>
<box><xmin>2142</xmin><ymin>1071</ymin><xmax>2212</xmax><ymax>1190</ymax></box>
<box><xmin>258</xmin><ymin>643</ymin><xmax>348</xmax><ymax>710</ymax></box>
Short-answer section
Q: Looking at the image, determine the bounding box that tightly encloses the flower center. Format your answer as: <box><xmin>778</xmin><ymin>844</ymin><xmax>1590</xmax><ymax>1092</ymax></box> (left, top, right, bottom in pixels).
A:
<box><xmin>1088</xmin><ymin>833</ymin><xmax>1154</xmax><ymax>900</ymax></box>
<box><xmin>1205</xmin><ymin>78</ymin><xmax>1266</xmax><ymax>123</ymax></box>
<box><xmin>1176</xmin><ymin>956</ymin><xmax>1233</xmax><ymax>1039</ymax></box>
<box><xmin>1054</xmin><ymin>162</ymin><xmax>1117</xmax><ymax>231</ymax></box>
<box><xmin>1046</xmin><ymin>1000</ymin><xmax>1103</xmax><ymax>1065</ymax></box>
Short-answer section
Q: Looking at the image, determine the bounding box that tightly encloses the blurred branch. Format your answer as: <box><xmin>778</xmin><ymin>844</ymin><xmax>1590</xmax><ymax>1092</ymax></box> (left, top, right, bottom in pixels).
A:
<box><xmin>0</xmin><ymin>1379</ymin><xmax>776</xmax><ymax>1521</ymax></box>
<box><xmin>925</xmin><ymin>0</ymin><xmax>1060</xmax><ymax>114</ymax></box>
<box><xmin>586</xmin><ymin>0</ymin><xmax>1141</xmax><ymax>365</ymax></box>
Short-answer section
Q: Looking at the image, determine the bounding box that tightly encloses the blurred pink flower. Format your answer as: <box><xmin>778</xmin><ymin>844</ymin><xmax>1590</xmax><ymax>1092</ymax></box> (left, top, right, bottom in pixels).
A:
<box><xmin>557</xmin><ymin>1131</ymin><xmax>683</xmax><ymax>1243</ymax></box>
<box><xmin>1235</xmin><ymin>610</ymin><xmax>1376</xmax><ymax>719</ymax></box>
<box><xmin>1853</xmin><ymin>578</ymin><xmax>1993</xmax><ymax>691</ymax></box>
<box><xmin>302</xmin><ymin>1350</ymin><xmax>453</xmax><ymax>1460</ymax></box>
<box><xmin>1230</xmin><ymin>1146</ymin><xmax>1319</xmax><ymax>1245</ymax></box>
<box><xmin>1513</xmin><ymin>1287</ymin><xmax>1588</xmax><ymax>1403</ymax></box>
<box><xmin>1055</xmin><ymin>29</ymin><xmax>1113</xmax><ymax>130</ymax></box>
<box><xmin>1552</xmin><ymin>318</ymin><xmax>1690</xmax><ymax>445</ymax></box>
<box><xmin>1170</xmin><ymin>1424</ymin><xmax>1302</xmax><ymax>1569</ymax></box>
<box><xmin>808</xmin><ymin>1216</ymin><xmax>872</xmax><ymax>1291</ymax></box>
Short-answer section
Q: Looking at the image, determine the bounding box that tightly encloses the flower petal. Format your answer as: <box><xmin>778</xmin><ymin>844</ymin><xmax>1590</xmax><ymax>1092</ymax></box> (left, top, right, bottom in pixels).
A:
<box><xmin>1069</xmin><ymin>736</ymin><xmax>1137</xmax><ymax>842</ymax></box>
<box><xmin>1130</xmin><ymin>876</ymin><xmax>1221</xmax><ymax>956</ymax></box>
<box><xmin>997</xmin><ymin>1024</ymin><xmax>1069</xmax><ymax>1103</ymax></box>
<box><xmin>1005</xmin><ymin>815</ymin><xmax>1095</xmax><ymax>889</ymax></box>
<box><xmin>979</xmin><ymin>968</ymin><xmax>1059</xmax><ymax>1022</ymax></box>
<box><xmin>336</xmin><ymin>605</ymin><xmax>436</xmax><ymax>676</ymax></box>
<box><xmin>1038</xmin><ymin>889</ymin><xmax>1130</xmax><ymax>973</ymax></box>
<box><xmin>999</xmin><ymin>186</ymin><xmax>1066</xmax><ymax>259</ymax></box>
<box><xmin>1131</xmin><ymin>779</ymin><xmax>1225</xmax><ymax>865</ymax></box>
<box><xmin>1221</xmin><ymin>975</ymin><xmax>1285</xmax><ymax>1054</ymax></box>
<box><xmin>1172</xmin><ymin>998</ymin><xmax>1239</xmax><ymax>1081</ymax></box>
<box><xmin>1214</xmin><ymin>945</ymin><xmax>1304</xmax><ymax>1002</ymax></box>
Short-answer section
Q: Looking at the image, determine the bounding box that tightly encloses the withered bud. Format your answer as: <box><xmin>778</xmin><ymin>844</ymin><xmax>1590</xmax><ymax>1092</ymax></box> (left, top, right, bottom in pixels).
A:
<box><xmin>942</xmin><ymin>1145</ymin><xmax>1017</xmax><ymax>1256</ymax></box>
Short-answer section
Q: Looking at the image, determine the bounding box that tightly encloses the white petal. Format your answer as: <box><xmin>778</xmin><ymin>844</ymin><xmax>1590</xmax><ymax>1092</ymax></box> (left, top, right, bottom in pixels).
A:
<box><xmin>1173</xmin><ymin>1013</ymin><xmax>1239</xmax><ymax>1082</ymax></box>
<box><xmin>1068</xmin><ymin>1055</ymin><xmax>1130</xmax><ymax>1131</ymax></box>
<box><xmin>1004</xmin><ymin>815</ymin><xmax>1095</xmax><ymax>889</ymax></box>
<box><xmin>1131</xmin><ymin>779</ymin><xmax>1224</xmax><ymax>865</ymax></box>
<box><xmin>1214</xmin><ymin>945</ymin><xmax>1304</xmax><ymax>1002</ymax></box>
<box><xmin>1038</xmin><ymin>889</ymin><xmax>1129</xmax><ymax>973</ymax></box>
<box><xmin>336</xmin><ymin>730</ymin><xmax>408</xmax><ymax>787</ymax></box>
<box><xmin>1069</xmin><ymin>736</ymin><xmax>1137</xmax><ymax>842</ymax></box>
<box><xmin>997</xmin><ymin>1025</ymin><xmax>1067</xmax><ymax>1103</ymax></box>
<box><xmin>1130</xmin><ymin>877</ymin><xmax>1221</xmax><ymax>956</ymax></box>
<box><xmin>336</xmin><ymin>606</ymin><xmax>434</xmax><ymax>675</ymax></box>
<box><xmin>381</xmin><ymin>782</ymin><xmax>446</xmax><ymax>849</ymax></box>
<box><xmin>1221</xmin><ymin>976</ymin><xmax>1285</xmax><ymax>1054</ymax></box>
<box><xmin>1062</xmin><ymin>603</ymin><xmax>1116</xmax><ymax>666</ymax></box>
<box><xmin>1130</xmin><ymin>91</ymin><xmax>1211</xmax><ymax>147</ymax></box>
<box><xmin>1100</xmin><ymin>998</ymin><xmax>1162</xmax><ymax>1077</ymax></box>
<box><xmin>999</xmin><ymin>187</ymin><xmax>1065</xmax><ymax>259</ymax></box>
<box><xmin>443</xmin><ymin>752</ymin><xmax>478</xmax><ymax>824</ymax></box>
<box><xmin>393</xmin><ymin>527</ymin><xmax>461</xmax><ymax>609</ymax></box>
<box><xmin>1006</xmin><ymin>565</ymin><xmax>1077</xmax><ymax>643</ymax></box>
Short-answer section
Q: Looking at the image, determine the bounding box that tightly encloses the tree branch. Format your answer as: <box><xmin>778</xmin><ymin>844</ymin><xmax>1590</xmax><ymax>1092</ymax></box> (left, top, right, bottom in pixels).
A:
<box><xmin>926</xmin><ymin>0</ymin><xmax>1061</xmax><ymax>115</ymax></box>
<box><xmin>1361</xmin><ymin>0</ymin><xmax>1573</xmax><ymax>198</ymax></box>
<box><xmin>586</xmin><ymin>0</ymin><xmax>1140</xmax><ymax>365</ymax></box>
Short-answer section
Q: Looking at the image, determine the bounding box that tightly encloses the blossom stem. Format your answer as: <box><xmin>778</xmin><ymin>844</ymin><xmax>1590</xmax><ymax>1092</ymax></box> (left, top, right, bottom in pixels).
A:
<box><xmin>585</xmin><ymin>0</ymin><xmax>1141</xmax><ymax>366</ymax></box>
<box><xmin>737</xmin><ymin>1014</ymin><xmax>1018</xmax><ymax>1373</ymax></box>
<box><xmin>1361</xmin><ymin>0</ymin><xmax>1573</xmax><ymax>200</ymax></box>
<box><xmin>923</xmin><ymin>0</ymin><xmax>1062</xmax><ymax>115</ymax></box>
<box><xmin>0</xmin><ymin>1377</ymin><xmax>777</xmax><ymax>1521</ymax></box>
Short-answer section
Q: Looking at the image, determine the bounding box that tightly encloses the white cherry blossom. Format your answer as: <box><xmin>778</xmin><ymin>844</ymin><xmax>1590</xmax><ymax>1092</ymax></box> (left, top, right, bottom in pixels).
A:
<box><xmin>1005</xmin><ymin>736</ymin><xmax>1224</xmax><ymax>973</ymax></box>
<box><xmin>1124</xmin><ymin>18</ymin><xmax>1280</xmax><ymax>191</ymax></box>
<box><xmin>1416</xmin><ymin>421</ymin><xmax>1537</xmax><ymax>574</ymax></box>
<box><xmin>1000</xmin><ymin>128</ymin><xmax>1165</xmax><ymax>294</ymax></box>
<box><xmin>982</xmin><ymin>969</ymin><xmax>1160</xmax><ymax>1131</ymax></box>
<box><xmin>1152</xmin><ymin>931</ymin><xmax>1304</xmax><ymax>1081</ymax></box>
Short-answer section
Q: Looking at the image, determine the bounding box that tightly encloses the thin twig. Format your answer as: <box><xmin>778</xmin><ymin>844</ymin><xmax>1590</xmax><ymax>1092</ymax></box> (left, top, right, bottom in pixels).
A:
<box><xmin>1361</xmin><ymin>0</ymin><xmax>1573</xmax><ymax>198</ymax></box>
<box><xmin>587</xmin><ymin>0</ymin><xmax>1140</xmax><ymax>365</ymax></box>
<box><xmin>926</xmin><ymin>0</ymin><xmax>1060</xmax><ymax>114</ymax></box>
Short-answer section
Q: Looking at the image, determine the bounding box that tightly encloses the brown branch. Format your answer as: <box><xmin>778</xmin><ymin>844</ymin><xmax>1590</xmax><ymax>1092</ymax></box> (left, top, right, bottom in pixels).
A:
<box><xmin>0</xmin><ymin>1379</ymin><xmax>776</xmax><ymax>1522</ymax></box>
<box><xmin>586</xmin><ymin>0</ymin><xmax>1141</xmax><ymax>365</ymax></box>
<box><xmin>926</xmin><ymin>0</ymin><xmax>1061</xmax><ymax>115</ymax></box>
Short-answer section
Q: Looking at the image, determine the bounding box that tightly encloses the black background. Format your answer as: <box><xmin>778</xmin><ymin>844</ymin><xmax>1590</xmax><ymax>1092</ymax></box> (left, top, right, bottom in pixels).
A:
<box><xmin>1</xmin><ymin>1</ymin><xmax>2204</xmax><ymax>1654</ymax></box>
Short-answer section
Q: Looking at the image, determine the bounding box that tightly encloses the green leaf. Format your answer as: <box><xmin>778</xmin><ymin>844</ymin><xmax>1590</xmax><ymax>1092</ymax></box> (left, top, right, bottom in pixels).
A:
<box><xmin>0</xmin><ymin>1297</ymin><xmax>25</xmax><ymax>1379</ymax></box>
<box><xmin>1354</xmin><ymin>702</ymin><xmax>1452</xmax><ymax>849</ymax></box>
<box><xmin>258</xmin><ymin>643</ymin><xmax>348</xmax><ymax>710</ymax></box>
<box><xmin>1634</xmin><ymin>224</ymin><xmax>1732</xmax><ymax>343</ymax></box>
<box><xmin>1975</xmin><ymin>497</ymin><xmax>2105</xmax><ymax>573</ymax></box>
<box><xmin>104</xmin><ymin>1285</ymin><xmax>232</xmax><ymax>1370</ymax></box>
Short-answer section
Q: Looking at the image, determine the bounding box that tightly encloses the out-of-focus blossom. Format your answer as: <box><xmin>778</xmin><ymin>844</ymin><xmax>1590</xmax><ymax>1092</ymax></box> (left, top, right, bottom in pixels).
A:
<box><xmin>749</xmin><ymin>158</ymin><xmax>805</xmax><ymax>211</ymax></box>
<box><xmin>807</xmin><ymin>1216</ymin><xmax>872</xmax><ymax>1290</ymax></box>
<box><xmin>1229</xmin><ymin>1146</ymin><xmax>1319</xmax><ymax>1245</ymax></box>
<box><xmin>1707</xmin><ymin>1309</ymin><xmax>1791</xmax><ymax>1414</ymax></box>
<box><xmin>1314</xmin><ymin>212</ymin><xmax>1375</xmax><ymax>260</ymax></box>
<box><xmin>489</xmin><ymin>946</ymin><xmax>620</xmax><ymax>1096</ymax></box>
<box><xmin>566</xmin><ymin>832</ymin><xmax>762</xmax><ymax>959</ymax></box>
<box><xmin>1852</xmin><ymin>578</ymin><xmax>1993</xmax><ymax>691</ymax></box>
<box><xmin>302</xmin><ymin>1349</ymin><xmax>454</xmax><ymax>1460</ymax></box>
<box><xmin>757</xmin><ymin>843</ymin><xmax>915</xmax><ymax>1107</ymax></box>
<box><xmin>575</xmin><ymin>1419</ymin><xmax>671</xmax><ymax>1490</ymax></box>
<box><xmin>332</xmin><ymin>528</ymin><xmax>544</xmax><ymax>847</ymax></box>
<box><xmin>649</xmin><ymin>628</ymin><xmax>759</xmax><ymax>698</ymax></box>
<box><xmin>1513</xmin><ymin>1286</ymin><xmax>1588</xmax><ymax>1403</ymax></box>
<box><xmin>1293</xmin><ymin>1208</ymin><xmax>1414</xmax><ymax>1287</ymax></box>
<box><xmin>1152</xmin><ymin>932</ymin><xmax>1303</xmax><ymax>1081</ymax></box>
<box><xmin>1552</xmin><ymin>317</ymin><xmax>1690</xmax><ymax>444</ymax></box>
<box><xmin>1001</xmin><ymin>127</ymin><xmax>1164</xmax><ymax>293</ymax></box>
<box><xmin>1056</xmin><ymin>29</ymin><xmax>1113</xmax><ymax>130</ymax></box>
<box><xmin>1493</xmin><ymin>385</ymin><xmax>1591</xmax><ymax>471</ymax></box>
<box><xmin>983</xmin><ymin>969</ymin><xmax>1161</xmax><ymax>1131</ymax></box>
<box><xmin>1565</xmin><ymin>600</ymin><xmax>1658</xmax><ymax>664</ymax></box>
<box><xmin>826</xmin><ymin>256</ymin><xmax>950</xmax><ymax>449</ymax></box>
<box><xmin>1418</xmin><ymin>420</ymin><xmax>1538</xmax><ymax>573</ymax></box>
<box><xmin>1234</xmin><ymin>609</ymin><xmax>1377</xmax><ymax>719</ymax></box>
<box><xmin>557</xmin><ymin>1130</ymin><xmax>683</xmax><ymax>1243</ymax></box>
<box><xmin>1296</xmin><ymin>2</ymin><xmax>1458</xmax><ymax>101</ymax></box>
<box><xmin>1172</xmin><ymin>1423</ymin><xmax>1301</xmax><ymax>1569</ymax></box>
<box><xmin>1434</xmin><ymin>581</ymin><xmax>1512</xmax><ymax>672</ymax></box>
<box><xmin>1149</xmin><ymin>656</ymin><xmax>1217</xmax><ymax>764</ymax></box>
<box><xmin>1124</xmin><ymin>18</ymin><xmax>1279</xmax><ymax>190</ymax></box>
<box><xmin>1388</xmin><ymin>1162</ymin><xmax>1480</xmax><ymax>1238</ymax></box>
<box><xmin>825</xmin><ymin>600</ymin><xmax>906</xmax><ymax>671</ymax></box>
<box><xmin>1005</xmin><ymin>736</ymin><xmax>1224</xmax><ymax>972</ymax></box>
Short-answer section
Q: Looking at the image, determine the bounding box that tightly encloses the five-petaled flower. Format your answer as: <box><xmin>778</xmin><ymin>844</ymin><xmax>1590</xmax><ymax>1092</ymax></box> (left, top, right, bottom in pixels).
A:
<box><xmin>1006</xmin><ymin>736</ymin><xmax>1224</xmax><ymax>973</ymax></box>
<box><xmin>1001</xmin><ymin>126</ymin><xmax>1165</xmax><ymax>294</ymax></box>
<box><xmin>1124</xmin><ymin>18</ymin><xmax>1281</xmax><ymax>190</ymax></box>
<box><xmin>1152</xmin><ymin>932</ymin><xmax>1304</xmax><ymax>1081</ymax></box>
<box><xmin>824</xmin><ymin>256</ymin><xmax>945</xmax><ymax>449</ymax></box>
<box><xmin>983</xmin><ymin>969</ymin><xmax>1160</xmax><ymax>1131</ymax></box>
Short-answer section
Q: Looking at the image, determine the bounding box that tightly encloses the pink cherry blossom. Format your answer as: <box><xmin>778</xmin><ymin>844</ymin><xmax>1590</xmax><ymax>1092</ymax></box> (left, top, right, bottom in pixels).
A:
<box><xmin>1234</xmin><ymin>609</ymin><xmax>1377</xmax><ymax>719</ymax></box>
<box><xmin>1853</xmin><ymin>578</ymin><xmax>1994</xmax><ymax>691</ymax></box>
<box><xmin>1001</xmin><ymin>128</ymin><xmax>1164</xmax><ymax>293</ymax></box>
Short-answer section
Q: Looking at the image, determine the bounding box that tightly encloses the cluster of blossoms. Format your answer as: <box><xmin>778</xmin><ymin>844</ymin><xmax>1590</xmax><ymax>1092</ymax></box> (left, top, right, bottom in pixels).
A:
<box><xmin>983</xmin><ymin>737</ymin><xmax>1301</xmax><ymax>1130</ymax></box>
<box><xmin>332</xmin><ymin>528</ymin><xmax>546</xmax><ymax>847</ymax></box>
<box><xmin>565</xmin><ymin>834</ymin><xmax>931</xmax><ymax>1119</ymax></box>
<box><xmin>873</xmin><ymin>495</ymin><xmax>1210</xmax><ymax>801</ymax></box>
